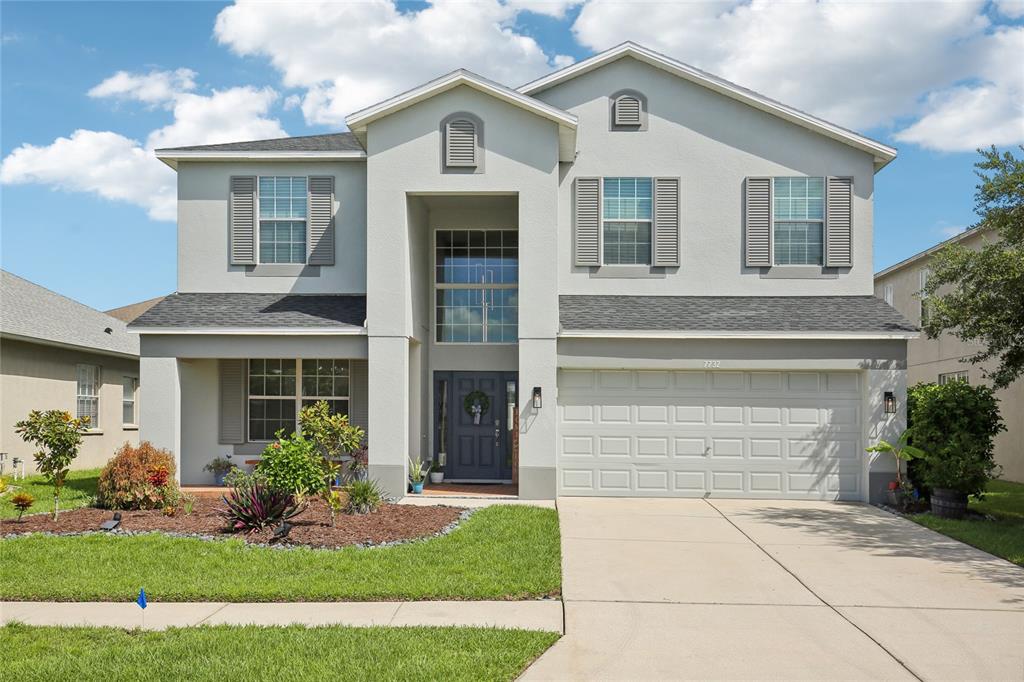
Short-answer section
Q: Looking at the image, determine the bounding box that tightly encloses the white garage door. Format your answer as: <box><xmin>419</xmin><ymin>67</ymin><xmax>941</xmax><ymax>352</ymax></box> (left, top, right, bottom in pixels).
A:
<box><xmin>557</xmin><ymin>369</ymin><xmax>864</xmax><ymax>500</ymax></box>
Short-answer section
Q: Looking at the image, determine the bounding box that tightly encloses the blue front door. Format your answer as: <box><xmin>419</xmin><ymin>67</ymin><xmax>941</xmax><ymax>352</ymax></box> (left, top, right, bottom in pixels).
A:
<box><xmin>435</xmin><ymin>371</ymin><xmax>516</xmax><ymax>481</ymax></box>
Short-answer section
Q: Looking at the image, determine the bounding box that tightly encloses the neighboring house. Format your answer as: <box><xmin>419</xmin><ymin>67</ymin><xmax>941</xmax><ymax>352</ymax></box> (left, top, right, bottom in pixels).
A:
<box><xmin>132</xmin><ymin>42</ymin><xmax>915</xmax><ymax>501</ymax></box>
<box><xmin>875</xmin><ymin>228</ymin><xmax>1023</xmax><ymax>482</ymax></box>
<box><xmin>106</xmin><ymin>296</ymin><xmax>166</xmax><ymax>323</ymax></box>
<box><xmin>1</xmin><ymin>271</ymin><xmax>140</xmax><ymax>470</ymax></box>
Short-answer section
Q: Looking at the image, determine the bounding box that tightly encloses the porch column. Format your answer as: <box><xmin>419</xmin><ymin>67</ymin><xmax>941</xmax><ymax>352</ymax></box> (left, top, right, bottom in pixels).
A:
<box><xmin>139</xmin><ymin>356</ymin><xmax>181</xmax><ymax>480</ymax></box>
<box><xmin>368</xmin><ymin>335</ymin><xmax>409</xmax><ymax>497</ymax></box>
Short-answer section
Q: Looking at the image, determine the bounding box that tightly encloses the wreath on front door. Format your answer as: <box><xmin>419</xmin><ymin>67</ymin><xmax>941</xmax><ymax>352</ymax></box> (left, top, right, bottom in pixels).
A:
<box><xmin>463</xmin><ymin>390</ymin><xmax>491</xmax><ymax>417</ymax></box>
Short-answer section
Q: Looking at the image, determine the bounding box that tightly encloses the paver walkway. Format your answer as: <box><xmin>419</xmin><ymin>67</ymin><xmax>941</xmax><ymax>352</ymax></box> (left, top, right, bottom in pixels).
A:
<box><xmin>1</xmin><ymin>600</ymin><xmax>562</xmax><ymax>632</ymax></box>
<box><xmin>522</xmin><ymin>498</ymin><xmax>1024</xmax><ymax>681</ymax></box>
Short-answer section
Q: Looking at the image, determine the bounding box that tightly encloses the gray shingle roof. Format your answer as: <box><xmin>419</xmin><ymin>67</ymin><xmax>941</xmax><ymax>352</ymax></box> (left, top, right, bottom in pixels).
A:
<box><xmin>559</xmin><ymin>295</ymin><xmax>917</xmax><ymax>334</ymax></box>
<box><xmin>0</xmin><ymin>270</ymin><xmax>139</xmax><ymax>356</ymax></box>
<box><xmin>130</xmin><ymin>293</ymin><xmax>367</xmax><ymax>330</ymax></box>
<box><xmin>155</xmin><ymin>132</ymin><xmax>364</xmax><ymax>153</ymax></box>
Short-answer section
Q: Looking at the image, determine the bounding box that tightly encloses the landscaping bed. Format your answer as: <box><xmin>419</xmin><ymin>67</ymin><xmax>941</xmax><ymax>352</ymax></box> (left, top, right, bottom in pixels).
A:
<box><xmin>1</xmin><ymin>498</ymin><xmax>464</xmax><ymax>549</ymax></box>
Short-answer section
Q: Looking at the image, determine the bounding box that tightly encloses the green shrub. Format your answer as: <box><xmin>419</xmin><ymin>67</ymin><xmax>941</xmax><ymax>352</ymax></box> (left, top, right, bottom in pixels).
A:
<box><xmin>344</xmin><ymin>479</ymin><xmax>383</xmax><ymax>515</ymax></box>
<box><xmin>256</xmin><ymin>431</ymin><xmax>330</xmax><ymax>497</ymax></box>
<box><xmin>909</xmin><ymin>381</ymin><xmax>1005</xmax><ymax>498</ymax></box>
<box><xmin>13</xmin><ymin>409</ymin><xmax>89</xmax><ymax>520</ymax></box>
<box><xmin>97</xmin><ymin>442</ymin><xmax>180</xmax><ymax>510</ymax></box>
<box><xmin>299</xmin><ymin>401</ymin><xmax>364</xmax><ymax>459</ymax></box>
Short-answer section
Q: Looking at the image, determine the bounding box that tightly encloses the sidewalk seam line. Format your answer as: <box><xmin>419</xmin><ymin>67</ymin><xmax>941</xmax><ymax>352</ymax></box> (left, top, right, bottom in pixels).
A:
<box><xmin>193</xmin><ymin>602</ymin><xmax>229</xmax><ymax>626</ymax></box>
<box><xmin>703</xmin><ymin>498</ymin><xmax>925</xmax><ymax>682</ymax></box>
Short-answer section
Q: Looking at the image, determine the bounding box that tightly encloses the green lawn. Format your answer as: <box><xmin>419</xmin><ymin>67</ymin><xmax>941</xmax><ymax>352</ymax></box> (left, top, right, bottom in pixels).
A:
<box><xmin>0</xmin><ymin>623</ymin><xmax>559</xmax><ymax>682</ymax></box>
<box><xmin>0</xmin><ymin>468</ymin><xmax>100</xmax><ymax>519</ymax></box>
<box><xmin>912</xmin><ymin>479</ymin><xmax>1024</xmax><ymax>566</ymax></box>
<box><xmin>1</xmin><ymin>505</ymin><xmax>561</xmax><ymax>601</ymax></box>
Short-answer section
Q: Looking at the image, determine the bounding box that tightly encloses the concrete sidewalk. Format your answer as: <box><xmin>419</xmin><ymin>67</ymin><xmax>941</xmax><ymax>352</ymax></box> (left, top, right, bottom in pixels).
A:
<box><xmin>1</xmin><ymin>600</ymin><xmax>563</xmax><ymax>632</ymax></box>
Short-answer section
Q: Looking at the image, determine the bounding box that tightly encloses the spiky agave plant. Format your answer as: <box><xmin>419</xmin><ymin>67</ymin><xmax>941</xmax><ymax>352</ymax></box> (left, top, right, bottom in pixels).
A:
<box><xmin>221</xmin><ymin>479</ymin><xmax>304</xmax><ymax>533</ymax></box>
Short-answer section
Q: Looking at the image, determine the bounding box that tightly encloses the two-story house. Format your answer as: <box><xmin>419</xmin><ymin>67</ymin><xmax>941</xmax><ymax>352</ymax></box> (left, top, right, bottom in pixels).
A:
<box><xmin>131</xmin><ymin>43</ymin><xmax>915</xmax><ymax>502</ymax></box>
<box><xmin>875</xmin><ymin>227</ymin><xmax>1023</xmax><ymax>482</ymax></box>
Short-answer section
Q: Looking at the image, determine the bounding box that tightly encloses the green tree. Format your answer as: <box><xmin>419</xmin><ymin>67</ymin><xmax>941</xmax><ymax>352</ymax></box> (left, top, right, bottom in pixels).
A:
<box><xmin>921</xmin><ymin>146</ymin><xmax>1024</xmax><ymax>389</ymax></box>
<box><xmin>14</xmin><ymin>410</ymin><xmax>89</xmax><ymax>520</ymax></box>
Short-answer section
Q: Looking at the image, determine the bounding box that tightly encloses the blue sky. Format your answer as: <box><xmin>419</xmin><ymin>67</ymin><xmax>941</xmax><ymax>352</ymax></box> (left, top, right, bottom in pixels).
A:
<box><xmin>2</xmin><ymin>1</ymin><xmax>1021</xmax><ymax>310</ymax></box>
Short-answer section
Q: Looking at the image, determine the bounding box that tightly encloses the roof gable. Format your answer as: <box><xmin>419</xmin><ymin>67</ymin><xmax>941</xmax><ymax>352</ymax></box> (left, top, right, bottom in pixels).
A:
<box><xmin>520</xmin><ymin>42</ymin><xmax>897</xmax><ymax>171</ymax></box>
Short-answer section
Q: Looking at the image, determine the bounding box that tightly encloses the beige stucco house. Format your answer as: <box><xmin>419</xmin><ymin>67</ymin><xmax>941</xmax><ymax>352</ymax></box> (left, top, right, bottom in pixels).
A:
<box><xmin>1</xmin><ymin>271</ymin><xmax>140</xmax><ymax>471</ymax></box>
<box><xmin>874</xmin><ymin>228</ymin><xmax>1023</xmax><ymax>482</ymax></box>
<box><xmin>133</xmin><ymin>42</ymin><xmax>916</xmax><ymax>501</ymax></box>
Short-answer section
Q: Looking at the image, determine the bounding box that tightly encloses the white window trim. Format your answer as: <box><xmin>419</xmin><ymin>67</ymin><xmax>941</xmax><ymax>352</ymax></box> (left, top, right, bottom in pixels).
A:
<box><xmin>433</xmin><ymin>228</ymin><xmax>518</xmax><ymax>346</ymax></box>
<box><xmin>246</xmin><ymin>359</ymin><xmax>352</xmax><ymax>443</ymax></box>
<box><xmin>771</xmin><ymin>176</ymin><xmax>826</xmax><ymax>267</ymax></box>
<box><xmin>76</xmin><ymin>364</ymin><xmax>101</xmax><ymax>431</ymax></box>
<box><xmin>938</xmin><ymin>370</ymin><xmax>969</xmax><ymax>385</ymax></box>
<box><xmin>256</xmin><ymin>175</ymin><xmax>309</xmax><ymax>266</ymax></box>
<box><xmin>883</xmin><ymin>284</ymin><xmax>894</xmax><ymax>306</ymax></box>
<box><xmin>121</xmin><ymin>376</ymin><xmax>139</xmax><ymax>428</ymax></box>
<box><xmin>601</xmin><ymin>176</ymin><xmax>653</xmax><ymax>267</ymax></box>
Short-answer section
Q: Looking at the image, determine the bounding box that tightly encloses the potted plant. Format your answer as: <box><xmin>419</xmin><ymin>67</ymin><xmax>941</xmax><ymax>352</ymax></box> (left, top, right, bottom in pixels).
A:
<box><xmin>204</xmin><ymin>456</ymin><xmax>233</xmax><ymax>486</ymax></box>
<box><xmin>409</xmin><ymin>456</ymin><xmax>425</xmax><ymax>494</ymax></box>
<box><xmin>908</xmin><ymin>382</ymin><xmax>1004</xmax><ymax>519</ymax></box>
<box><xmin>429</xmin><ymin>462</ymin><xmax>444</xmax><ymax>484</ymax></box>
<box><xmin>865</xmin><ymin>429</ymin><xmax>925</xmax><ymax>511</ymax></box>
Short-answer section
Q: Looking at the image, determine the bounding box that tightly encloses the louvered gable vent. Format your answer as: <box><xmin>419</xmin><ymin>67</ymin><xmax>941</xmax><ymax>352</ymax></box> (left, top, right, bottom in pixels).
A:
<box><xmin>614</xmin><ymin>95</ymin><xmax>642</xmax><ymax>126</ymax></box>
<box><xmin>445</xmin><ymin>119</ymin><xmax>477</xmax><ymax>167</ymax></box>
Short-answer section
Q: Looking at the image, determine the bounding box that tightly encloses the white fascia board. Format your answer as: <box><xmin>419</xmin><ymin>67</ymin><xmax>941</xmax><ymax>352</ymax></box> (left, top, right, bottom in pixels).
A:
<box><xmin>132</xmin><ymin>327</ymin><xmax>367</xmax><ymax>336</ymax></box>
<box><xmin>155</xmin><ymin>150</ymin><xmax>367</xmax><ymax>170</ymax></box>
<box><xmin>520</xmin><ymin>42</ymin><xmax>897</xmax><ymax>171</ymax></box>
<box><xmin>874</xmin><ymin>227</ymin><xmax>988</xmax><ymax>279</ymax></box>
<box><xmin>558</xmin><ymin>329</ymin><xmax>919</xmax><ymax>340</ymax></box>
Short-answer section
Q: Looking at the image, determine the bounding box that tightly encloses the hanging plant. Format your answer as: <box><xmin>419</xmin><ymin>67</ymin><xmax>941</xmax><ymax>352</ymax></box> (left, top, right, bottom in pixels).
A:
<box><xmin>463</xmin><ymin>390</ymin><xmax>491</xmax><ymax>417</ymax></box>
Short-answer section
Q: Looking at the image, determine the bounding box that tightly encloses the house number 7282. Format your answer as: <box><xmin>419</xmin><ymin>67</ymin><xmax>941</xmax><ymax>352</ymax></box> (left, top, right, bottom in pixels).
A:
<box><xmin>704</xmin><ymin>360</ymin><xmax>721</xmax><ymax>368</ymax></box>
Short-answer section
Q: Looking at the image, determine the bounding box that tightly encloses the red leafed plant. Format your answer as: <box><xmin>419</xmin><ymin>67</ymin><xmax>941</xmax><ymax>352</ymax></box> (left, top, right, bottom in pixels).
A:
<box><xmin>221</xmin><ymin>478</ymin><xmax>305</xmax><ymax>533</ymax></box>
<box><xmin>97</xmin><ymin>442</ymin><xmax>179</xmax><ymax>510</ymax></box>
<box><xmin>147</xmin><ymin>465</ymin><xmax>170</xmax><ymax>488</ymax></box>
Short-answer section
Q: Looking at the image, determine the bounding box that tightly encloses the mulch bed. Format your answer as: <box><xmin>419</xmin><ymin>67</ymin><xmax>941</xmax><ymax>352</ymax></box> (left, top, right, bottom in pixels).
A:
<box><xmin>1</xmin><ymin>498</ymin><xmax>465</xmax><ymax>549</ymax></box>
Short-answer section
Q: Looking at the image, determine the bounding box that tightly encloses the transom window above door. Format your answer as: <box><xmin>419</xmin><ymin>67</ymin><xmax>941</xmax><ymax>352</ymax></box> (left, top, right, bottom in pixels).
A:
<box><xmin>258</xmin><ymin>176</ymin><xmax>307</xmax><ymax>264</ymax></box>
<box><xmin>603</xmin><ymin>177</ymin><xmax>652</xmax><ymax>265</ymax></box>
<box><xmin>435</xmin><ymin>229</ymin><xmax>518</xmax><ymax>343</ymax></box>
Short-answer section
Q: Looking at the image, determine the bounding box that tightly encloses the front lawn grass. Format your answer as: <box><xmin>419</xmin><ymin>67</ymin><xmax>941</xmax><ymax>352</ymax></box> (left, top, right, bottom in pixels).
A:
<box><xmin>912</xmin><ymin>479</ymin><xmax>1024</xmax><ymax>566</ymax></box>
<box><xmin>0</xmin><ymin>623</ymin><xmax>559</xmax><ymax>682</ymax></box>
<box><xmin>0</xmin><ymin>505</ymin><xmax>561</xmax><ymax>601</ymax></box>
<box><xmin>0</xmin><ymin>468</ymin><xmax>100</xmax><ymax>519</ymax></box>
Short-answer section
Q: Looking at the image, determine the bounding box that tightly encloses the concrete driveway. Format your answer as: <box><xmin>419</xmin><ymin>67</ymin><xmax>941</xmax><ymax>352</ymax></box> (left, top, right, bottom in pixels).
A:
<box><xmin>522</xmin><ymin>498</ymin><xmax>1024</xmax><ymax>681</ymax></box>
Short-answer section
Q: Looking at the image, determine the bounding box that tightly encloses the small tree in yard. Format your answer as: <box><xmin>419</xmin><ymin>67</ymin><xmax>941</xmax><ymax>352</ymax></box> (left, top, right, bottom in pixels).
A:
<box><xmin>921</xmin><ymin>146</ymin><xmax>1024</xmax><ymax>389</ymax></box>
<box><xmin>298</xmin><ymin>400</ymin><xmax>365</xmax><ymax>482</ymax></box>
<box><xmin>14</xmin><ymin>410</ymin><xmax>89</xmax><ymax>520</ymax></box>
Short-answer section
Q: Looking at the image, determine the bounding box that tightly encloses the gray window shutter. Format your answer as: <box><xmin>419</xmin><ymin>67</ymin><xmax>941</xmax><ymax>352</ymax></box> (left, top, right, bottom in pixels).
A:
<box><xmin>653</xmin><ymin>177</ymin><xmax>680</xmax><ymax>267</ymax></box>
<box><xmin>307</xmin><ymin>176</ymin><xmax>335</xmax><ymax>266</ymax></box>
<box><xmin>445</xmin><ymin>119</ymin><xmax>477</xmax><ymax>167</ymax></box>
<box><xmin>574</xmin><ymin>177</ymin><xmax>601</xmax><ymax>267</ymax></box>
<box><xmin>614</xmin><ymin>96</ymin><xmax>642</xmax><ymax>126</ymax></box>
<box><xmin>826</xmin><ymin>176</ymin><xmax>853</xmax><ymax>267</ymax></box>
<box><xmin>218</xmin><ymin>359</ymin><xmax>245</xmax><ymax>444</ymax></box>
<box><xmin>744</xmin><ymin>177</ymin><xmax>772</xmax><ymax>267</ymax></box>
<box><xmin>229</xmin><ymin>176</ymin><xmax>257</xmax><ymax>265</ymax></box>
<box><xmin>349</xmin><ymin>359</ymin><xmax>368</xmax><ymax>431</ymax></box>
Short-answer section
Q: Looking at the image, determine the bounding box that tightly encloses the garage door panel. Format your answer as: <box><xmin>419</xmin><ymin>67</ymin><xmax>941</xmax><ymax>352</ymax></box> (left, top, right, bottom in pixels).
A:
<box><xmin>558</xmin><ymin>369</ymin><xmax>864</xmax><ymax>500</ymax></box>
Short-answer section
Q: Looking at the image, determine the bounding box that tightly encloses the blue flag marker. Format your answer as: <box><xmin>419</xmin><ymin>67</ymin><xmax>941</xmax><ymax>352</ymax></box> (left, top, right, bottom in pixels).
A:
<box><xmin>137</xmin><ymin>588</ymin><xmax>147</xmax><ymax>610</ymax></box>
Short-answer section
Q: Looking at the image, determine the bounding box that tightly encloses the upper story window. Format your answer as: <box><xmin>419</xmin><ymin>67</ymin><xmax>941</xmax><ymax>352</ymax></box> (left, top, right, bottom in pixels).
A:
<box><xmin>258</xmin><ymin>176</ymin><xmax>307</xmax><ymax>264</ymax></box>
<box><xmin>938</xmin><ymin>370</ymin><xmax>969</xmax><ymax>385</ymax></box>
<box><xmin>883</xmin><ymin>284</ymin><xmax>894</xmax><ymax>306</ymax></box>
<box><xmin>603</xmin><ymin>177</ymin><xmax>652</xmax><ymax>265</ymax></box>
<box><xmin>122</xmin><ymin>376</ymin><xmax>138</xmax><ymax>426</ymax></box>
<box><xmin>435</xmin><ymin>229</ymin><xmax>518</xmax><ymax>343</ymax></box>
<box><xmin>919</xmin><ymin>268</ymin><xmax>931</xmax><ymax>324</ymax></box>
<box><xmin>76</xmin><ymin>364</ymin><xmax>100</xmax><ymax>429</ymax></box>
<box><xmin>773</xmin><ymin>177</ymin><xmax>824</xmax><ymax>265</ymax></box>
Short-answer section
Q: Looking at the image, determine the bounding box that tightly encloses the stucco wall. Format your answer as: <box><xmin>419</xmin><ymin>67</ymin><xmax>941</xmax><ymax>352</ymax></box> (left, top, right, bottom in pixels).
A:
<box><xmin>535</xmin><ymin>56</ymin><xmax>878</xmax><ymax>296</ymax></box>
<box><xmin>1</xmin><ymin>338</ymin><xmax>139</xmax><ymax>470</ymax></box>
<box><xmin>176</xmin><ymin>160</ymin><xmax>367</xmax><ymax>294</ymax></box>
<box><xmin>875</xmin><ymin>230</ymin><xmax>1023</xmax><ymax>482</ymax></box>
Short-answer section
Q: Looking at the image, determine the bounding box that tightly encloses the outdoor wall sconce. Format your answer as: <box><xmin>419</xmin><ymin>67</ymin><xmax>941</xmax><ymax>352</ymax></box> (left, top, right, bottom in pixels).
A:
<box><xmin>532</xmin><ymin>386</ymin><xmax>543</xmax><ymax>409</ymax></box>
<box><xmin>884</xmin><ymin>391</ymin><xmax>896</xmax><ymax>415</ymax></box>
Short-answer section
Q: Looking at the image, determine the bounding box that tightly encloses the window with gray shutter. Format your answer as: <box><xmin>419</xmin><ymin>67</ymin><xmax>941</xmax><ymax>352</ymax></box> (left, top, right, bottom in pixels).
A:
<box><xmin>826</xmin><ymin>176</ymin><xmax>853</xmax><ymax>267</ymax></box>
<box><xmin>445</xmin><ymin>119</ymin><xmax>477</xmax><ymax>167</ymax></box>
<box><xmin>230</xmin><ymin>176</ymin><xmax>257</xmax><ymax>265</ymax></box>
<box><xmin>307</xmin><ymin>176</ymin><xmax>335</xmax><ymax>266</ymax></box>
<box><xmin>219</xmin><ymin>359</ymin><xmax>245</xmax><ymax>444</ymax></box>
<box><xmin>574</xmin><ymin>177</ymin><xmax>601</xmax><ymax>267</ymax></box>
<box><xmin>744</xmin><ymin>177</ymin><xmax>772</xmax><ymax>267</ymax></box>
<box><xmin>653</xmin><ymin>177</ymin><xmax>680</xmax><ymax>266</ymax></box>
<box><xmin>614</xmin><ymin>95</ymin><xmax>642</xmax><ymax>126</ymax></box>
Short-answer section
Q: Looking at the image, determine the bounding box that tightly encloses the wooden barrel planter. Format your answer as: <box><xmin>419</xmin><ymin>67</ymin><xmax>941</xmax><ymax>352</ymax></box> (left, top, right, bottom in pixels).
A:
<box><xmin>930</xmin><ymin>488</ymin><xmax>968</xmax><ymax>519</ymax></box>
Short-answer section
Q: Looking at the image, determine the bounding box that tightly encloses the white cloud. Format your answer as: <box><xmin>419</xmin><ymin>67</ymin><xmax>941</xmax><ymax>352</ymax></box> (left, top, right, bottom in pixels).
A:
<box><xmin>571</xmin><ymin>0</ymin><xmax>1022</xmax><ymax>150</ymax></box>
<box><xmin>995</xmin><ymin>0</ymin><xmax>1024</xmax><ymax>19</ymax></box>
<box><xmin>214</xmin><ymin>0</ymin><xmax>571</xmax><ymax>125</ymax></box>
<box><xmin>88</xmin><ymin>68</ymin><xmax>197</xmax><ymax>105</ymax></box>
<box><xmin>2</xmin><ymin>75</ymin><xmax>287</xmax><ymax>221</ymax></box>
